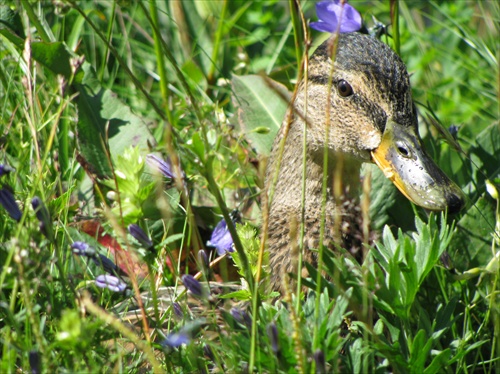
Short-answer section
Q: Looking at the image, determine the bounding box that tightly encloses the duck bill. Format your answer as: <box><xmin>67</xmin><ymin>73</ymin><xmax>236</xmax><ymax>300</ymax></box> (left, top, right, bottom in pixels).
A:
<box><xmin>371</xmin><ymin>120</ymin><xmax>465</xmax><ymax>214</ymax></box>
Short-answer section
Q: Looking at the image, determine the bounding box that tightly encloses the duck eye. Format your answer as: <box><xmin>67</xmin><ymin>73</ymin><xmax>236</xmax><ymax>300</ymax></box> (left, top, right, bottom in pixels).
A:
<box><xmin>337</xmin><ymin>80</ymin><xmax>353</xmax><ymax>97</ymax></box>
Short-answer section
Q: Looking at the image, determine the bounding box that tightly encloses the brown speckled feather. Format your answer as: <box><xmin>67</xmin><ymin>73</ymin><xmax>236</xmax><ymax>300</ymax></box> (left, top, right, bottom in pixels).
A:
<box><xmin>265</xmin><ymin>33</ymin><xmax>414</xmax><ymax>292</ymax></box>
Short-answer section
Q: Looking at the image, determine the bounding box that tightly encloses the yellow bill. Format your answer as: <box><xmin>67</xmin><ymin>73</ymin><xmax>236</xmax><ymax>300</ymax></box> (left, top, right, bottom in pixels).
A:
<box><xmin>371</xmin><ymin>120</ymin><xmax>465</xmax><ymax>213</ymax></box>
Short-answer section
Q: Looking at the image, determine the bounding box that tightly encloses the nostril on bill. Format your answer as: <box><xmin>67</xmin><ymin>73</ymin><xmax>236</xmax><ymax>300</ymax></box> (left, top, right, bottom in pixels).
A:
<box><xmin>397</xmin><ymin>145</ymin><xmax>411</xmax><ymax>158</ymax></box>
<box><xmin>445</xmin><ymin>193</ymin><xmax>464</xmax><ymax>214</ymax></box>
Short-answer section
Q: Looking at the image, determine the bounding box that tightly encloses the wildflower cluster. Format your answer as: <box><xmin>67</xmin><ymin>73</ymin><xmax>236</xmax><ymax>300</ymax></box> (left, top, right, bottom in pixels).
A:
<box><xmin>71</xmin><ymin>241</ymin><xmax>128</xmax><ymax>293</ymax></box>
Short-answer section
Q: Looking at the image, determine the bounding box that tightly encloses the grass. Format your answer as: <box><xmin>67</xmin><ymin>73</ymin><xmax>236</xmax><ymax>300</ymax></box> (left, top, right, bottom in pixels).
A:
<box><xmin>0</xmin><ymin>0</ymin><xmax>498</xmax><ymax>372</ymax></box>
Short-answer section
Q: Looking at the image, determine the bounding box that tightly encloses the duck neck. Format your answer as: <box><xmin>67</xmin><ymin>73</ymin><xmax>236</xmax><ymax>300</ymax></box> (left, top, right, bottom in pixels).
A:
<box><xmin>267</xmin><ymin>122</ymin><xmax>363</xmax><ymax>214</ymax></box>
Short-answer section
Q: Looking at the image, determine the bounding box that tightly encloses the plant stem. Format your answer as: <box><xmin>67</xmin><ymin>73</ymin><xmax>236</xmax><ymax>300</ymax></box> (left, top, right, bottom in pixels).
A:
<box><xmin>207</xmin><ymin>0</ymin><xmax>228</xmax><ymax>86</ymax></box>
<box><xmin>149</xmin><ymin>0</ymin><xmax>174</xmax><ymax>126</ymax></box>
<box><xmin>390</xmin><ymin>0</ymin><xmax>400</xmax><ymax>54</ymax></box>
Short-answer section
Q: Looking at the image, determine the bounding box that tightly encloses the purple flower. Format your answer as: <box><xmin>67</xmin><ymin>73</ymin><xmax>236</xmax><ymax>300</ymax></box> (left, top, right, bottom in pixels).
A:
<box><xmin>0</xmin><ymin>164</ymin><xmax>14</xmax><ymax>177</ymax></box>
<box><xmin>207</xmin><ymin>218</ymin><xmax>234</xmax><ymax>255</ymax></box>
<box><xmin>230</xmin><ymin>307</ymin><xmax>252</xmax><ymax>329</ymax></box>
<box><xmin>267</xmin><ymin>322</ymin><xmax>280</xmax><ymax>356</ymax></box>
<box><xmin>310</xmin><ymin>0</ymin><xmax>362</xmax><ymax>33</ymax></box>
<box><xmin>313</xmin><ymin>349</ymin><xmax>326</xmax><ymax>373</ymax></box>
<box><xmin>29</xmin><ymin>350</ymin><xmax>41</xmax><ymax>374</ymax></box>
<box><xmin>95</xmin><ymin>274</ymin><xmax>127</xmax><ymax>292</ymax></box>
<box><xmin>448</xmin><ymin>125</ymin><xmax>459</xmax><ymax>140</ymax></box>
<box><xmin>181</xmin><ymin>274</ymin><xmax>205</xmax><ymax>298</ymax></box>
<box><xmin>71</xmin><ymin>241</ymin><xmax>96</xmax><ymax>257</ymax></box>
<box><xmin>146</xmin><ymin>154</ymin><xmax>184</xmax><ymax>181</ymax></box>
<box><xmin>72</xmin><ymin>241</ymin><xmax>126</xmax><ymax>276</ymax></box>
<box><xmin>161</xmin><ymin>331</ymin><xmax>191</xmax><ymax>348</ymax></box>
<box><xmin>172</xmin><ymin>302</ymin><xmax>183</xmax><ymax>318</ymax></box>
<box><xmin>0</xmin><ymin>186</ymin><xmax>22</xmax><ymax>221</ymax></box>
<box><xmin>95</xmin><ymin>254</ymin><xmax>126</xmax><ymax>276</ymax></box>
<box><xmin>128</xmin><ymin>224</ymin><xmax>153</xmax><ymax>248</ymax></box>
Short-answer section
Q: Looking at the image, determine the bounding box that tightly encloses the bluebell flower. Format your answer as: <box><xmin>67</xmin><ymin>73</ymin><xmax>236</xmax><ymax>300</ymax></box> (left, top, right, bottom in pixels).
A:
<box><xmin>95</xmin><ymin>254</ymin><xmax>126</xmax><ymax>276</ymax></box>
<box><xmin>230</xmin><ymin>307</ymin><xmax>252</xmax><ymax>329</ymax></box>
<box><xmin>310</xmin><ymin>0</ymin><xmax>362</xmax><ymax>33</ymax></box>
<box><xmin>0</xmin><ymin>164</ymin><xmax>14</xmax><ymax>177</ymax></box>
<box><xmin>313</xmin><ymin>349</ymin><xmax>326</xmax><ymax>373</ymax></box>
<box><xmin>72</xmin><ymin>241</ymin><xmax>126</xmax><ymax>276</ymax></box>
<box><xmin>207</xmin><ymin>210</ymin><xmax>241</xmax><ymax>256</ymax></box>
<box><xmin>161</xmin><ymin>331</ymin><xmax>191</xmax><ymax>348</ymax></box>
<box><xmin>29</xmin><ymin>350</ymin><xmax>41</xmax><ymax>374</ymax></box>
<box><xmin>267</xmin><ymin>322</ymin><xmax>280</xmax><ymax>356</ymax></box>
<box><xmin>207</xmin><ymin>218</ymin><xmax>234</xmax><ymax>255</ymax></box>
<box><xmin>71</xmin><ymin>241</ymin><xmax>96</xmax><ymax>257</ymax></box>
<box><xmin>181</xmin><ymin>274</ymin><xmax>205</xmax><ymax>298</ymax></box>
<box><xmin>95</xmin><ymin>274</ymin><xmax>127</xmax><ymax>292</ymax></box>
<box><xmin>0</xmin><ymin>186</ymin><xmax>22</xmax><ymax>221</ymax></box>
<box><xmin>146</xmin><ymin>154</ymin><xmax>185</xmax><ymax>181</ymax></box>
<box><xmin>172</xmin><ymin>302</ymin><xmax>183</xmax><ymax>318</ymax></box>
<box><xmin>128</xmin><ymin>224</ymin><xmax>153</xmax><ymax>248</ymax></box>
<box><xmin>448</xmin><ymin>125</ymin><xmax>459</xmax><ymax>140</ymax></box>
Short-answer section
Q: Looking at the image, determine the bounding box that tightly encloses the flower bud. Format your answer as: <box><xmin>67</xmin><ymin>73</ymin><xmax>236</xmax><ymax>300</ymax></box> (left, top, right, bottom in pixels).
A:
<box><xmin>181</xmin><ymin>274</ymin><xmax>205</xmax><ymax>298</ymax></box>
<box><xmin>230</xmin><ymin>307</ymin><xmax>252</xmax><ymax>329</ymax></box>
<box><xmin>161</xmin><ymin>331</ymin><xmax>190</xmax><ymax>348</ymax></box>
<box><xmin>71</xmin><ymin>241</ymin><xmax>96</xmax><ymax>257</ymax></box>
<box><xmin>128</xmin><ymin>224</ymin><xmax>153</xmax><ymax>248</ymax></box>
<box><xmin>0</xmin><ymin>186</ymin><xmax>22</xmax><ymax>221</ymax></box>
<box><xmin>267</xmin><ymin>322</ymin><xmax>280</xmax><ymax>357</ymax></box>
<box><xmin>313</xmin><ymin>349</ymin><xmax>326</xmax><ymax>373</ymax></box>
<box><xmin>0</xmin><ymin>164</ymin><xmax>14</xmax><ymax>177</ymax></box>
<box><xmin>95</xmin><ymin>274</ymin><xmax>127</xmax><ymax>292</ymax></box>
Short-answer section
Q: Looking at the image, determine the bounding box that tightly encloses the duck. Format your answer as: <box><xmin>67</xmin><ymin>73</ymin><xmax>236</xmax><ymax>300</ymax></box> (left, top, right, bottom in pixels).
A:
<box><xmin>265</xmin><ymin>32</ymin><xmax>465</xmax><ymax>293</ymax></box>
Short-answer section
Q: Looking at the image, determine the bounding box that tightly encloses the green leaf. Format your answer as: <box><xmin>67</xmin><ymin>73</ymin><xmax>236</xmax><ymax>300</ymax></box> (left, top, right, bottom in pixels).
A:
<box><xmin>365</xmin><ymin>164</ymin><xmax>416</xmax><ymax>231</ymax></box>
<box><xmin>0</xmin><ymin>33</ymin><xmax>73</xmax><ymax>78</ymax></box>
<box><xmin>231</xmin><ymin>74</ymin><xmax>290</xmax><ymax>155</ymax></box>
<box><xmin>173</xmin><ymin>1</ymin><xmax>216</xmax><ymax>75</ymax></box>
<box><xmin>451</xmin><ymin>196</ymin><xmax>496</xmax><ymax>270</ymax></box>
<box><xmin>74</xmin><ymin>62</ymin><xmax>156</xmax><ymax>178</ymax></box>
<box><xmin>409</xmin><ymin>329</ymin><xmax>429</xmax><ymax>373</ymax></box>
<box><xmin>157</xmin><ymin>233</ymin><xmax>185</xmax><ymax>247</ymax></box>
<box><xmin>219</xmin><ymin>289</ymin><xmax>252</xmax><ymax>301</ymax></box>
<box><xmin>423</xmin><ymin>349</ymin><xmax>451</xmax><ymax>374</ymax></box>
<box><xmin>469</xmin><ymin>123</ymin><xmax>500</xmax><ymax>193</ymax></box>
<box><xmin>57</xmin><ymin>310</ymin><xmax>81</xmax><ymax>345</ymax></box>
<box><xmin>432</xmin><ymin>298</ymin><xmax>458</xmax><ymax>339</ymax></box>
<box><xmin>0</xmin><ymin>5</ymin><xmax>25</xmax><ymax>38</ymax></box>
<box><xmin>31</xmin><ymin>41</ymin><xmax>72</xmax><ymax>78</ymax></box>
<box><xmin>188</xmin><ymin>131</ymin><xmax>206</xmax><ymax>163</ymax></box>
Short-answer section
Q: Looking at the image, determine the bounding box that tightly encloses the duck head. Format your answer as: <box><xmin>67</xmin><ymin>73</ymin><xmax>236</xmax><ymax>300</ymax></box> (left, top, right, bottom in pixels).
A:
<box><xmin>304</xmin><ymin>32</ymin><xmax>465</xmax><ymax>213</ymax></box>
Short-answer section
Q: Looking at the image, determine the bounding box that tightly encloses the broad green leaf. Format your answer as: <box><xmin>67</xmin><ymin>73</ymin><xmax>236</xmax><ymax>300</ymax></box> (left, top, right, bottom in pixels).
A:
<box><xmin>423</xmin><ymin>349</ymin><xmax>451</xmax><ymax>374</ymax></box>
<box><xmin>451</xmin><ymin>196</ymin><xmax>496</xmax><ymax>270</ymax></box>
<box><xmin>74</xmin><ymin>62</ymin><xmax>156</xmax><ymax>178</ymax></box>
<box><xmin>175</xmin><ymin>0</ymin><xmax>216</xmax><ymax>75</ymax></box>
<box><xmin>232</xmin><ymin>74</ymin><xmax>289</xmax><ymax>155</ymax></box>
<box><xmin>0</xmin><ymin>5</ymin><xmax>24</xmax><ymax>39</ymax></box>
<box><xmin>469</xmin><ymin>123</ymin><xmax>500</xmax><ymax>186</ymax></box>
<box><xmin>31</xmin><ymin>41</ymin><xmax>72</xmax><ymax>78</ymax></box>
<box><xmin>432</xmin><ymin>297</ymin><xmax>458</xmax><ymax>339</ymax></box>
<box><xmin>409</xmin><ymin>329</ymin><xmax>429</xmax><ymax>373</ymax></box>
<box><xmin>0</xmin><ymin>32</ymin><xmax>72</xmax><ymax>78</ymax></box>
<box><xmin>219</xmin><ymin>289</ymin><xmax>251</xmax><ymax>301</ymax></box>
<box><xmin>365</xmin><ymin>164</ymin><xmax>416</xmax><ymax>231</ymax></box>
<box><xmin>157</xmin><ymin>233</ymin><xmax>185</xmax><ymax>247</ymax></box>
